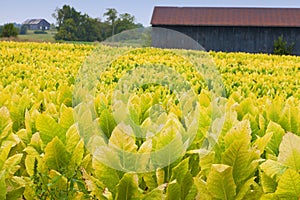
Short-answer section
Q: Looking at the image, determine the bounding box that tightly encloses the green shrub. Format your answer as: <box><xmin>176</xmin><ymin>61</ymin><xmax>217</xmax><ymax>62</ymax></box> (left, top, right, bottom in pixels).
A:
<box><xmin>34</xmin><ymin>30</ymin><xmax>47</xmax><ymax>34</ymax></box>
<box><xmin>19</xmin><ymin>25</ymin><xmax>27</xmax><ymax>35</ymax></box>
<box><xmin>273</xmin><ymin>35</ymin><xmax>294</xmax><ymax>55</ymax></box>
<box><xmin>1</xmin><ymin>23</ymin><xmax>18</xmax><ymax>37</ymax></box>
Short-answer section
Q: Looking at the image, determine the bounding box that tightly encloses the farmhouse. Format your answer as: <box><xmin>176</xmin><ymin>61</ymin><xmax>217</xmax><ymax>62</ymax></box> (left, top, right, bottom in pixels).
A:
<box><xmin>23</xmin><ymin>19</ymin><xmax>50</xmax><ymax>30</ymax></box>
<box><xmin>151</xmin><ymin>7</ymin><xmax>300</xmax><ymax>55</ymax></box>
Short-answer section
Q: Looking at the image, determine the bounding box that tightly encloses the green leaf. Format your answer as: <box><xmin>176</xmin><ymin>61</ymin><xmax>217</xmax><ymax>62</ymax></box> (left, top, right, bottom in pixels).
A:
<box><xmin>223</xmin><ymin>120</ymin><xmax>252</xmax><ymax>149</ymax></box>
<box><xmin>140</xmin><ymin>93</ymin><xmax>152</xmax><ymax>120</ymax></box>
<box><xmin>289</xmin><ymin>104</ymin><xmax>300</xmax><ymax>135</ymax></box>
<box><xmin>166</xmin><ymin>181</ymin><xmax>181</xmax><ymax>200</ymax></box>
<box><xmin>194</xmin><ymin>176</ymin><xmax>212</xmax><ymax>200</ymax></box>
<box><xmin>185</xmin><ymin>184</ymin><xmax>198</xmax><ymax>200</ymax></box>
<box><xmin>59</xmin><ymin>104</ymin><xmax>74</xmax><ymax>130</ymax></box>
<box><xmin>260</xmin><ymin>160</ymin><xmax>286</xmax><ymax>180</ymax></box>
<box><xmin>0</xmin><ymin>172</ymin><xmax>6</xmax><ymax>200</ymax></box>
<box><xmin>0</xmin><ymin>107</ymin><xmax>13</xmax><ymax>143</ymax></box>
<box><xmin>3</xmin><ymin>154</ymin><xmax>23</xmax><ymax>176</ymax></box>
<box><xmin>238</xmin><ymin>179</ymin><xmax>255</xmax><ymax>199</ymax></box>
<box><xmin>93</xmin><ymin>157</ymin><xmax>120</xmax><ymax>196</ymax></box>
<box><xmin>278</xmin><ymin>105</ymin><xmax>292</xmax><ymax>133</ymax></box>
<box><xmin>260</xmin><ymin>193</ymin><xmax>278</xmax><ymax>200</ymax></box>
<box><xmin>199</xmin><ymin>151</ymin><xmax>215</xmax><ymax>176</ymax></box>
<box><xmin>74</xmin><ymin>105</ymin><xmax>96</xmax><ymax>145</ymax></box>
<box><xmin>24</xmin><ymin>145</ymin><xmax>40</xmax><ymax>176</ymax></box>
<box><xmin>109</xmin><ymin>124</ymin><xmax>137</xmax><ymax>152</ymax></box>
<box><xmin>152</xmin><ymin>115</ymin><xmax>184</xmax><ymax>168</ymax></box>
<box><xmin>275</xmin><ymin>168</ymin><xmax>300</xmax><ymax>199</ymax></box>
<box><xmin>258</xmin><ymin>114</ymin><xmax>267</xmax><ymax>135</ymax></box>
<box><xmin>278</xmin><ymin>132</ymin><xmax>300</xmax><ymax>171</ymax></box>
<box><xmin>260</xmin><ymin>171</ymin><xmax>277</xmax><ymax>193</ymax></box>
<box><xmin>65</xmin><ymin>124</ymin><xmax>81</xmax><ymax>153</ymax></box>
<box><xmin>254</xmin><ymin>131</ymin><xmax>273</xmax><ymax>155</ymax></box>
<box><xmin>0</xmin><ymin>145</ymin><xmax>12</xmax><ymax>170</ymax></box>
<box><xmin>28</xmin><ymin>132</ymin><xmax>43</xmax><ymax>154</ymax></box>
<box><xmin>222</xmin><ymin>139</ymin><xmax>260</xmax><ymax>188</ymax></box>
<box><xmin>128</xmin><ymin>95</ymin><xmax>141</xmax><ymax>125</ymax></box>
<box><xmin>170</xmin><ymin>158</ymin><xmax>194</xmax><ymax>199</ymax></box>
<box><xmin>66</xmin><ymin>139</ymin><xmax>84</xmax><ymax>178</ymax></box>
<box><xmin>6</xmin><ymin>187</ymin><xmax>25</xmax><ymax>200</ymax></box>
<box><xmin>82</xmin><ymin>169</ymin><xmax>108</xmax><ymax>200</ymax></box>
<box><xmin>140</xmin><ymin>173</ymin><xmax>157</xmax><ymax>191</ymax></box>
<box><xmin>24</xmin><ymin>109</ymin><xmax>32</xmax><ymax>134</ymax></box>
<box><xmin>236</xmin><ymin>97</ymin><xmax>258</xmax><ymax>120</ymax></box>
<box><xmin>170</xmin><ymin>158</ymin><xmax>189</xmax><ymax>183</ymax></box>
<box><xmin>36</xmin><ymin>114</ymin><xmax>65</xmax><ymax>144</ymax></box>
<box><xmin>207</xmin><ymin>164</ymin><xmax>236</xmax><ymax>200</ymax></box>
<box><xmin>44</xmin><ymin>137</ymin><xmax>70</xmax><ymax>173</ymax></box>
<box><xmin>135</xmin><ymin>140</ymin><xmax>152</xmax><ymax>172</ymax></box>
<box><xmin>142</xmin><ymin>186</ymin><xmax>164</xmax><ymax>200</ymax></box>
<box><xmin>99</xmin><ymin>109</ymin><xmax>117</xmax><ymax>138</ymax></box>
<box><xmin>265</xmin><ymin>121</ymin><xmax>285</xmax><ymax>156</ymax></box>
<box><xmin>116</xmin><ymin>173</ymin><xmax>141</xmax><ymax>200</ymax></box>
<box><xmin>108</xmin><ymin>123</ymin><xmax>138</xmax><ymax>170</ymax></box>
<box><xmin>0</xmin><ymin>106</ymin><xmax>12</xmax><ymax>133</ymax></box>
<box><xmin>265</xmin><ymin>97</ymin><xmax>284</xmax><ymax>123</ymax></box>
<box><xmin>181</xmin><ymin>172</ymin><xmax>194</xmax><ymax>199</ymax></box>
<box><xmin>215</xmin><ymin>110</ymin><xmax>238</xmax><ymax>140</ymax></box>
<box><xmin>57</xmin><ymin>85</ymin><xmax>72</xmax><ymax>106</ymax></box>
<box><xmin>156</xmin><ymin>168</ymin><xmax>165</xmax><ymax>186</ymax></box>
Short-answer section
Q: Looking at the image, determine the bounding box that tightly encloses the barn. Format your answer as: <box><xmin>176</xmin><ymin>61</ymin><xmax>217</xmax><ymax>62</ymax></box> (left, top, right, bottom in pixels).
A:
<box><xmin>151</xmin><ymin>7</ymin><xmax>300</xmax><ymax>55</ymax></box>
<box><xmin>23</xmin><ymin>19</ymin><xmax>50</xmax><ymax>30</ymax></box>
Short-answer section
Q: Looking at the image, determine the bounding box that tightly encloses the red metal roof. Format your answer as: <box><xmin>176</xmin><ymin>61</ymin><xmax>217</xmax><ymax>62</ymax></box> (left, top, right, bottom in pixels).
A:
<box><xmin>151</xmin><ymin>7</ymin><xmax>300</xmax><ymax>27</ymax></box>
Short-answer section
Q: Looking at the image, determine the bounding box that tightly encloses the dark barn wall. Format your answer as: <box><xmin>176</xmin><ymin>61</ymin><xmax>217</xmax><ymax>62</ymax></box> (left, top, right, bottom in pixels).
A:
<box><xmin>29</xmin><ymin>25</ymin><xmax>39</xmax><ymax>30</ymax></box>
<box><xmin>38</xmin><ymin>20</ymin><xmax>50</xmax><ymax>30</ymax></box>
<box><xmin>27</xmin><ymin>20</ymin><xmax>50</xmax><ymax>30</ymax></box>
<box><xmin>152</xmin><ymin>25</ymin><xmax>300</xmax><ymax>55</ymax></box>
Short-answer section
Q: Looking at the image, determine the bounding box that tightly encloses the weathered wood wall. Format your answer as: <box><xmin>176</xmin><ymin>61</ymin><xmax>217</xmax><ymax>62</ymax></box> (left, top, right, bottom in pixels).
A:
<box><xmin>152</xmin><ymin>25</ymin><xmax>300</xmax><ymax>55</ymax></box>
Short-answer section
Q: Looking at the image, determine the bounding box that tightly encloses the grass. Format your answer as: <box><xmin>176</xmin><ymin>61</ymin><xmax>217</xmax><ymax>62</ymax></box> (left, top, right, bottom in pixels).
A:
<box><xmin>1</xmin><ymin>30</ymin><xmax>99</xmax><ymax>45</ymax></box>
<box><xmin>17</xmin><ymin>30</ymin><xmax>56</xmax><ymax>42</ymax></box>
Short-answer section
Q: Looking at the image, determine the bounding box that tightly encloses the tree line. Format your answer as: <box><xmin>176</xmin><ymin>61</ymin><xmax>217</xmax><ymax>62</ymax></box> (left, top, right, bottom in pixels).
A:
<box><xmin>0</xmin><ymin>24</ymin><xmax>19</xmax><ymax>37</ymax></box>
<box><xmin>0</xmin><ymin>5</ymin><xmax>143</xmax><ymax>42</ymax></box>
<box><xmin>52</xmin><ymin>5</ymin><xmax>143</xmax><ymax>42</ymax></box>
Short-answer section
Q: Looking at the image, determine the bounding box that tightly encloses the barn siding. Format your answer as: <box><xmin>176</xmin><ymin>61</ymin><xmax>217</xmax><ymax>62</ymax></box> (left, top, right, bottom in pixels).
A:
<box><xmin>25</xmin><ymin>20</ymin><xmax>50</xmax><ymax>30</ymax></box>
<box><xmin>152</xmin><ymin>25</ymin><xmax>300</xmax><ymax>55</ymax></box>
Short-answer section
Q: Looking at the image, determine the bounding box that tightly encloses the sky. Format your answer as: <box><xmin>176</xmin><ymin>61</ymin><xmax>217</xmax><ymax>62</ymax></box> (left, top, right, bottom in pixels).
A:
<box><xmin>1</xmin><ymin>0</ymin><xmax>300</xmax><ymax>26</ymax></box>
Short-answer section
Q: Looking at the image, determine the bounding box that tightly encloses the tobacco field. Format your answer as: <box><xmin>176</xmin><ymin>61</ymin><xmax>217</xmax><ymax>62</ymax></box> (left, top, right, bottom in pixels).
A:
<box><xmin>0</xmin><ymin>41</ymin><xmax>300</xmax><ymax>199</ymax></box>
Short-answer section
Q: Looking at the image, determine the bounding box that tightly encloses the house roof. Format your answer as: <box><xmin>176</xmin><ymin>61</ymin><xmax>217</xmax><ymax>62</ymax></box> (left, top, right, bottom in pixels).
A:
<box><xmin>151</xmin><ymin>7</ymin><xmax>300</xmax><ymax>27</ymax></box>
<box><xmin>23</xmin><ymin>19</ymin><xmax>49</xmax><ymax>25</ymax></box>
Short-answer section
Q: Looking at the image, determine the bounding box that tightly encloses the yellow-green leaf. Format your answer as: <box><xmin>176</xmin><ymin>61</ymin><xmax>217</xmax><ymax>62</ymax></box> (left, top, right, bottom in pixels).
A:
<box><xmin>207</xmin><ymin>164</ymin><xmax>236</xmax><ymax>200</ymax></box>
<box><xmin>44</xmin><ymin>137</ymin><xmax>70</xmax><ymax>172</ymax></box>
<box><xmin>275</xmin><ymin>168</ymin><xmax>300</xmax><ymax>199</ymax></box>
<box><xmin>36</xmin><ymin>114</ymin><xmax>65</xmax><ymax>144</ymax></box>
<box><xmin>278</xmin><ymin>132</ymin><xmax>300</xmax><ymax>171</ymax></box>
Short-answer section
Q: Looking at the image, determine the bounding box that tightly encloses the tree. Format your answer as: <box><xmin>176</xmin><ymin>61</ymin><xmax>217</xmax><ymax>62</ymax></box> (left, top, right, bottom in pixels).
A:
<box><xmin>52</xmin><ymin>5</ymin><xmax>82</xmax><ymax>28</ymax></box>
<box><xmin>55</xmin><ymin>18</ymin><xmax>77</xmax><ymax>41</ymax></box>
<box><xmin>115</xmin><ymin>13</ymin><xmax>143</xmax><ymax>34</ymax></box>
<box><xmin>103</xmin><ymin>8</ymin><xmax>118</xmax><ymax>37</ymax></box>
<box><xmin>1</xmin><ymin>23</ymin><xmax>18</xmax><ymax>37</ymax></box>
<box><xmin>19</xmin><ymin>25</ymin><xmax>27</xmax><ymax>35</ymax></box>
<box><xmin>273</xmin><ymin>35</ymin><xmax>294</xmax><ymax>55</ymax></box>
<box><xmin>53</xmin><ymin>5</ymin><xmax>105</xmax><ymax>41</ymax></box>
<box><xmin>53</xmin><ymin>5</ymin><xmax>142</xmax><ymax>42</ymax></box>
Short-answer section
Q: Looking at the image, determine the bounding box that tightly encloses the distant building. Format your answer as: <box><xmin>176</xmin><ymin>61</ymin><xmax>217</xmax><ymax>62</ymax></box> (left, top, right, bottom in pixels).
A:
<box><xmin>151</xmin><ymin>7</ymin><xmax>300</xmax><ymax>55</ymax></box>
<box><xmin>23</xmin><ymin>19</ymin><xmax>50</xmax><ymax>30</ymax></box>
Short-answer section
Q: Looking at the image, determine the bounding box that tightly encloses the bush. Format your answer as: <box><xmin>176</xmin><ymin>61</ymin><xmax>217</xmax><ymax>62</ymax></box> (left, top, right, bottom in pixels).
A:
<box><xmin>34</xmin><ymin>30</ymin><xmax>47</xmax><ymax>34</ymax></box>
<box><xmin>19</xmin><ymin>25</ymin><xmax>27</xmax><ymax>35</ymax></box>
<box><xmin>273</xmin><ymin>35</ymin><xmax>294</xmax><ymax>55</ymax></box>
<box><xmin>1</xmin><ymin>23</ymin><xmax>18</xmax><ymax>37</ymax></box>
